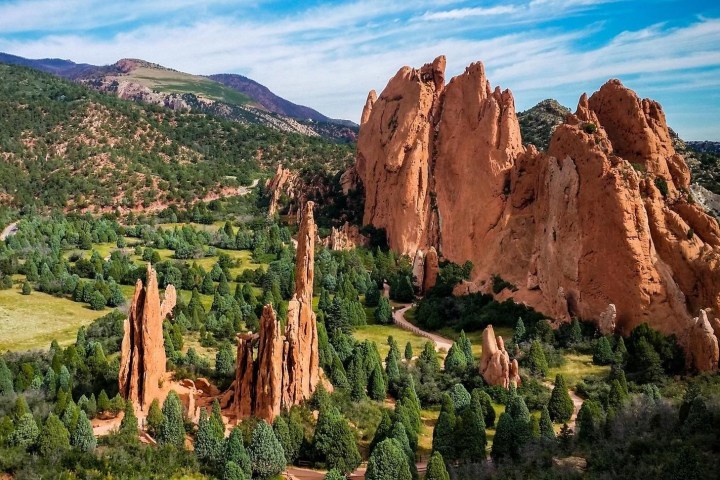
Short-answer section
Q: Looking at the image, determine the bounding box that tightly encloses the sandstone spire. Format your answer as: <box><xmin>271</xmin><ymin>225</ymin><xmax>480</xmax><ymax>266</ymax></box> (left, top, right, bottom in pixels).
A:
<box><xmin>479</xmin><ymin>325</ymin><xmax>520</xmax><ymax>388</ymax></box>
<box><xmin>119</xmin><ymin>263</ymin><xmax>176</xmax><ymax>411</ymax></box>
<box><xmin>227</xmin><ymin>201</ymin><xmax>320</xmax><ymax>422</ymax></box>
<box><xmin>355</xmin><ymin>57</ymin><xmax>720</xmax><ymax>371</ymax></box>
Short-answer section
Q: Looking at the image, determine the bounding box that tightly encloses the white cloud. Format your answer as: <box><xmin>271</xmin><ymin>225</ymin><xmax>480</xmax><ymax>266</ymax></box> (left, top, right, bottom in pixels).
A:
<box><xmin>420</xmin><ymin>6</ymin><xmax>518</xmax><ymax>21</ymax></box>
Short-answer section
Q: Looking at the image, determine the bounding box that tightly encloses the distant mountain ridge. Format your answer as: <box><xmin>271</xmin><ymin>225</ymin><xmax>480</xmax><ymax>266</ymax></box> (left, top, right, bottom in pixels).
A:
<box><xmin>0</xmin><ymin>52</ymin><xmax>357</xmax><ymax>141</ymax></box>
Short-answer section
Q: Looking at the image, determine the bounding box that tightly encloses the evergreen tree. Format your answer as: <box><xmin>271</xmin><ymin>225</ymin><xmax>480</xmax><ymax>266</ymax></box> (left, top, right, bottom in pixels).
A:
<box><xmin>633</xmin><ymin>337</ymin><xmax>664</xmax><ymax>383</ymax></box>
<box><xmin>326</xmin><ymin>296</ymin><xmax>351</xmax><ymax>335</ymax></box>
<box><xmin>425</xmin><ymin>452</ymin><xmax>450</xmax><ymax>480</ymax></box>
<box><xmin>71</xmin><ymin>410</ymin><xmax>96</xmax><ymax>452</ymax></box>
<box><xmin>21</xmin><ymin>280</ymin><xmax>32</xmax><ymax>295</ymax></box>
<box><xmin>608</xmin><ymin>379</ymin><xmax>629</xmax><ymax>410</ymax></box>
<box><xmin>385</xmin><ymin>348</ymin><xmax>401</xmax><ymax>392</ymax></box>
<box><xmin>471</xmin><ymin>388</ymin><xmax>495</xmax><ymax>428</ymax></box>
<box><xmin>512</xmin><ymin>317</ymin><xmax>526</xmax><ymax>345</ymax></box>
<box><xmin>593</xmin><ymin>336</ymin><xmax>615</xmax><ymax>365</ymax></box>
<box><xmin>455</xmin><ymin>397</ymin><xmax>486</xmax><ymax>460</ymax></box>
<box><xmin>9</xmin><ymin>413</ymin><xmax>39</xmax><ymax>449</ymax></box>
<box><xmin>457</xmin><ymin>330</ymin><xmax>474</xmax><ymax>367</ymax></box>
<box><xmin>548</xmin><ymin>375</ymin><xmax>574</xmax><ymax>422</ymax></box>
<box><xmin>201</xmin><ymin>272</ymin><xmax>215</xmax><ymax>295</ymax></box>
<box><xmin>404</xmin><ymin>342</ymin><xmax>413</xmax><ymax>362</ymax></box>
<box><xmin>324</xmin><ymin>469</ymin><xmax>345</xmax><ymax>480</ymax></box>
<box><xmin>370</xmin><ymin>409</ymin><xmax>393</xmax><ymax>453</ymax></box>
<box><xmin>318</xmin><ymin>288</ymin><xmax>332</xmax><ymax>312</ymax></box>
<box><xmin>222</xmin><ymin>461</ymin><xmax>248</xmax><ymax>480</ymax></box>
<box><xmin>369</xmin><ymin>365</ymin><xmax>388</xmax><ymax>401</ymax></box>
<box><xmin>196</xmin><ymin>409</ymin><xmax>225</xmax><ymax>467</ymax></box>
<box><xmin>539</xmin><ymin>405</ymin><xmax>555</xmax><ymax>440</ymax></box>
<box><xmin>388</xmin><ymin>421</ymin><xmax>416</xmax><ymax>478</ymax></box>
<box><xmin>444</xmin><ymin>343</ymin><xmax>467</xmax><ymax>376</ymax></box>
<box><xmin>89</xmin><ymin>290</ymin><xmax>106</xmax><ymax>310</ymax></box>
<box><xmin>225</xmin><ymin>427</ymin><xmax>252</xmax><ymax>478</ymax></box>
<box><xmin>38</xmin><ymin>413</ymin><xmax>70</xmax><ymax>460</ymax></box>
<box><xmin>216</xmin><ymin>343</ymin><xmax>236</xmax><ymax>379</ymax></box>
<box><xmin>506</xmin><ymin>393</ymin><xmax>531</xmax><ymax>448</ymax></box>
<box><xmin>418</xmin><ymin>341</ymin><xmax>440</xmax><ymax>377</ymax></box>
<box><xmin>491</xmin><ymin>412</ymin><xmax>513</xmax><ymax>463</ymax></box>
<box><xmin>218</xmin><ymin>272</ymin><xmax>231</xmax><ymax>296</ymax></box>
<box><xmin>248</xmin><ymin>420</ymin><xmax>287</xmax><ymax>479</ymax></box>
<box><xmin>365</xmin><ymin>283</ymin><xmax>381</xmax><ymax>307</ymax></box>
<box><xmin>535</xmin><ymin>319</ymin><xmax>555</xmax><ymax>344</ymax></box>
<box><xmin>374</xmin><ymin>296</ymin><xmax>393</xmax><ymax>324</ymax></box>
<box><xmin>365</xmin><ymin>438</ymin><xmax>412</xmax><ymax>480</ymax></box>
<box><xmin>97</xmin><ymin>389</ymin><xmax>111</xmax><ymax>412</ymax></box>
<box><xmin>614</xmin><ymin>336</ymin><xmax>628</xmax><ymax>365</ymax></box>
<box><xmin>432</xmin><ymin>394</ymin><xmax>456</xmax><ymax>461</ymax></box>
<box><xmin>146</xmin><ymin>399</ymin><xmax>163</xmax><ymax>437</ymax></box>
<box><xmin>119</xmin><ymin>401</ymin><xmax>139</xmax><ymax>441</ymax></box>
<box><xmin>312</xmin><ymin>407</ymin><xmax>361</xmax><ymax>474</ymax></box>
<box><xmin>272</xmin><ymin>416</ymin><xmax>292</xmax><ymax>465</ymax></box>
<box><xmin>447</xmin><ymin>383</ymin><xmax>471</xmax><ymax>410</ymax></box>
<box><xmin>568</xmin><ymin>319</ymin><xmax>582</xmax><ymax>345</ymax></box>
<box><xmin>577</xmin><ymin>400</ymin><xmax>604</xmax><ymax>443</ymax></box>
<box><xmin>526</xmin><ymin>340</ymin><xmax>549</xmax><ymax>377</ymax></box>
<box><xmin>0</xmin><ymin>359</ymin><xmax>13</xmax><ymax>395</ymax></box>
<box><xmin>58</xmin><ymin>365</ymin><xmax>72</xmax><ymax>392</ymax></box>
<box><xmin>158</xmin><ymin>391</ymin><xmax>185</xmax><ymax>448</ymax></box>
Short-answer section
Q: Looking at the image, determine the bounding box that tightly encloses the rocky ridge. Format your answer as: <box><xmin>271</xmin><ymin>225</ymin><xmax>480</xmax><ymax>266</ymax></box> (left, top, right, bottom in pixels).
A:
<box><xmin>224</xmin><ymin>201</ymin><xmax>320</xmax><ymax>422</ymax></box>
<box><xmin>118</xmin><ymin>264</ymin><xmax>177</xmax><ymax>411</ymax></box>
<box><xmin>352</xmin><ymin>56</ymin><xmax>720</xmax><ymax>371</ymax></box>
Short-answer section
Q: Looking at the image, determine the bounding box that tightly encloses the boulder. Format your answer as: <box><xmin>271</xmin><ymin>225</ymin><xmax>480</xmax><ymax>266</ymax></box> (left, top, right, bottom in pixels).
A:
<box><xmin>479</xmin><ymin>325</ymin><xmax>520</xmax><ymax>388</ymax></box>
<box><xmin>423</xmin><ymin>247</ymin><xmax>439</xmax><ymax>292</ymax></box>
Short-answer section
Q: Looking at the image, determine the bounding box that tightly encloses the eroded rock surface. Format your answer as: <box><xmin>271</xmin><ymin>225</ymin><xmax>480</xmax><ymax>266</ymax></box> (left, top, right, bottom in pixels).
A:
<box><xmin>119</xmin><ymin>264</ymin><xmax>176</xmax><ymax>411</ymax></box>
<box><xmin>354</xmin><ymin>57</ymin><xmax>720</xmax><ymax>370</ymax></box>
<box><xmin>480</xmin><ymin>325</ymin><xmax>520</xmax><ymax>387</ymax></box>
<box><xmin>226</xmin><ymin>202</ymin><xmax>320</xmax><ymax>422</ymax></box>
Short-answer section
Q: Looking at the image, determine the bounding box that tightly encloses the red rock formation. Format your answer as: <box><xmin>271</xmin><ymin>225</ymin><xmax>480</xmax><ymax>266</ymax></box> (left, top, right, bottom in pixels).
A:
<box><xmin>423</xmin><ymin>247</ymin><xmax>439</xmax><ymax>292</ymax></box>
<box><xmin>227</xmin><ymin>202</ymin><xmax>320</xmax><ymax>422</ymax></box>
<box><xmin>323</xmin><ymin>222</ymin><xmax>369</xmax><ymax>251</ymax></box>
<box><xmin>480</xmin><ymin>325</ymin><xmax>520</xmax><ymax>387</ymax></box>
<box><xmin>266</xmin><ymin>165</ymin><xmax>296</xmax><ymax>216</ymax></box>
<box><xmin>355</xmin><ymin>57</ymin><xmax>720</xmax><ymax>370</ymax></box>
<box><xmin>119</xmin><ymin>264</ymin><xmax>176</xmax><ymax>411</ymax></box>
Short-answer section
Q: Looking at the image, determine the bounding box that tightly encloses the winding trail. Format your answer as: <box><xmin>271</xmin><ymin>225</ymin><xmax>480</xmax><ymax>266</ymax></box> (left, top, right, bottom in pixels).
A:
<box><xmin>0</xmin><ymin>222</ymin><xmax>18</xmax><ymax>241</ymax></box>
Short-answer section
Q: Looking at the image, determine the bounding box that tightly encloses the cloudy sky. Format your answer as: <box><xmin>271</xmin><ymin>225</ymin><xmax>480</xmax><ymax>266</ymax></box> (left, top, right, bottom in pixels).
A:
<box><xmin>0</xmin><ymin>0</ymin><xmax>718</xmax><ymax>139</ymax></box>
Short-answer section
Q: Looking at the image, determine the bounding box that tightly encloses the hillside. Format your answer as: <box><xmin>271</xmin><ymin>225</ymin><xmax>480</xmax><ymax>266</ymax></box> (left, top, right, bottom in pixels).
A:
<box><xmin>0</xmin><ymin>53</ymin><xmax>357</xmax><ymax>141</ymax></box>
<box><xmin>517</xmin><ymin>99</ymin><xmax>570</xmax><ymax>150</ymax></box>
<box><xmin>0</xmin><ymin>64</ymin><xmax>354</xmax><ymax>211</ymax></box>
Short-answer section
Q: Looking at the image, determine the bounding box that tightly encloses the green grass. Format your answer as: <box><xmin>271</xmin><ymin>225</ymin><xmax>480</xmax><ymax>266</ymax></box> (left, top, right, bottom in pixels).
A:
<box><xmin>0</xmin><ymin>286</ymin><xmax>107</xmax><ymax>352</ymax></box>
<box><xmin>547</xmin><ymin>353</ymin><xmax>611</xmax><ymax>389</ymax></box>
<box><xmin>353</xmin><ymin>323</ymin><xmax>433</xmax><ymax>361</ymax></box>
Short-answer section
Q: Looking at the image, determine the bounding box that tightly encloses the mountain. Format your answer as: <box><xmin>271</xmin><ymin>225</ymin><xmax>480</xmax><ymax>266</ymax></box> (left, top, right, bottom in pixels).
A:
<box><xmin>0</xmin><ymin>63</ymin><xmax>354</xmax><ymax>211</ymax></box>
<box><xmin>688</xmin><ymin>140</ymin><xmax>720</xmax><ymax>154</ymax></box>
<box><xmin>0</xmin><ymin>53</ymin><xmax>357</xmax><ymax>141</ymax></box>
<box><xmin>349</xmin><ymin>56</ymin><xmax>720</xmax><ymax>371</ymax></box>
<box><xmin>517</xmin><ymin>99</ymin><xmax>570</xmax><ymax>150</ymax></box>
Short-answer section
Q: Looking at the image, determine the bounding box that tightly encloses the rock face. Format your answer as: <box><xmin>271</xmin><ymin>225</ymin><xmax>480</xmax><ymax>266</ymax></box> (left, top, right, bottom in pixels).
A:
<box><xmin>119</xmin><ymin>264</ymin><xmax>176</xmax><ymax>411</ymax></box>
<box><xmin>423</xmin><ymin>246</ymin><xmax>440</xmax><ymax>293</ymax></box>
<box><xmin>267</xmin><ymin>165</ymin><xmax>297</xmax><ymax>216</ymax></box>
<box><xmin>227</xmin><ymin>202</ymin><xmax>320</xmax><ymax>422</ymax></box>
<box><xmin>323</xmin><ymin>222</ymin><xmax>369</xmax><ymax>251</ymax></box>
<box><xmin>480</xmin><ymin>325</ymin><xmax>520</xmax><ymax>387</ymax></box>
<box><xmin>354</xmin><ymin>57</ymin><xmax>720</xmax><ymax>371</ymax></box>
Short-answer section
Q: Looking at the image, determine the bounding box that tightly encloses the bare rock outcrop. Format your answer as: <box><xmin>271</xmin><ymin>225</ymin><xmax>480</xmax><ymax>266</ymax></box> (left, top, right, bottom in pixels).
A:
<box><xmin>480</xmin><ymin>325</ymin><xmax>520</xmax><ymax>387</ymax></box>
<box><xmin>267</xmin><ymin>165</ymin><xmax>297</xmax><ymax>216</ymax></box>
<box><xmin>355</xmin><ymin>57</ymin><xmax>720</xmax><ymax>371</ymax></box>
<box><xmin>226</xmin><ymin>202</ymin><xmax>320</xmax><ymax>422</ymax></box>
<box><xmin>324</xmin><ymin>222</ymin><xmax>369</xmax><ymax>251</ymax></box>
<box><xmin>119</xmin><ymin>264</ymin><xmax>176</xmax><ymax>411</ymax></box>
<box><xmin>423</xmin><ymin>247</ymin><xmax>440</xmax><ymax>292</ymax></box>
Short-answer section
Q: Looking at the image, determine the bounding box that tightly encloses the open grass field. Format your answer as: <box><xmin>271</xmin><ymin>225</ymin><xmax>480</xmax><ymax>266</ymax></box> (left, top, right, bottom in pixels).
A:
<box><xmin>0</xmin><ymin>287</ymin><xmax>106</xmax><ymax>352</ymax></box>
<box><xmin>547</xmin><ymin>352</ymin><xmax>611</xmax><ymax>389</ymax></box>
<box><xmin>354</xmin><ymin>323</ymin><xmax>436</xmax><ymax>361</ymax></box>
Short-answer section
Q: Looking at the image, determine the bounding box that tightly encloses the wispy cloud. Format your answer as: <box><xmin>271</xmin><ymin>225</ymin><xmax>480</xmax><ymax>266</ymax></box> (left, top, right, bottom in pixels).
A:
<box><xmin>420</xmin><ymin>6</ymin><xmax>518</xmax><ymax>21</ymax></box>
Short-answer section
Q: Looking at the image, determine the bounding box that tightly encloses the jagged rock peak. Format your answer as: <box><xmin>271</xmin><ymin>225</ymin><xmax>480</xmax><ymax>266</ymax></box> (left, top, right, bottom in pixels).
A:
<box><xmin>480</xmin><ymin>325</ymin><xmax>520</xmax><ymax>388</ymax></box>
<box><xmin>118</xmin><ymin>263</ymin><xmax>176</xmax><ymax>411</ymax></box>
<box><xmin>294</xmin><ymin>201</ymin><xmax>315</xmax><ymax>302</ymax></box>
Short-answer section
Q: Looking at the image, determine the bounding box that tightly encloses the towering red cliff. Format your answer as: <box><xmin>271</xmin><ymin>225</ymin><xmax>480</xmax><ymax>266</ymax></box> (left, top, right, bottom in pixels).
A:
<box><xmin>119</xmin><ymin>263</ymin><xmax>177</xmax><ymax>411</ymax></box>
<box><xmin>355</xmin><ymin>57</ymin><xmax>720</xmax><ymax>371</ymax></box>
<box><xmin>226</xmin><ymin>201</ymin><xmax>320</xmax><ymax>422</ymax></box>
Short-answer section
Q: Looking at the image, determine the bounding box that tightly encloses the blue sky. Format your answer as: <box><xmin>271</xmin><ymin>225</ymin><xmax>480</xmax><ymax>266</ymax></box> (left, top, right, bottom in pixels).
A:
<box><xmin>0</xmin><ymin>0</ymin><xmax>718</xmax><ymax>140</ymax></box>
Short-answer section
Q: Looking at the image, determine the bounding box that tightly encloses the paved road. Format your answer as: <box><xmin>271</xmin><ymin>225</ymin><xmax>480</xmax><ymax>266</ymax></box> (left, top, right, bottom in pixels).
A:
<box><xmin>392</xmin><ymin>304</ymin><xmax>453</xmax><ymax>353</ymax></box>
<box><xmin>0</xmin><ymin>222</ymin><xmax>18</xmax><ymax>241</ymax></box>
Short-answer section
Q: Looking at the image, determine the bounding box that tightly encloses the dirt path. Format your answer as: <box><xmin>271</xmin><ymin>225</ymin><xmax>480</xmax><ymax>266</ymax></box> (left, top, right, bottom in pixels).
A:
<box><xmin>392</xmin><ymin>304</ymin><xmax>453</xmax><ymax>353</ymax></box>
<box><xmin>0</xmin><ymin>222</ymin><xmax>18</xmax><ymax>241</ymax></box>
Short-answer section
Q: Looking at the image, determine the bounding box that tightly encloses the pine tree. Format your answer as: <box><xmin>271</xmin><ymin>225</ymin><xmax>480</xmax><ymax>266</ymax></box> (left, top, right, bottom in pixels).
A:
<box><xmin>539</xmin><ymin>405</ymin><xmax>555</xmax><ymax>440</ymax></box>
<box><xmin>365</xmin><ymin>438</ymin><xmax>412</xmax><ymax>480</ymax></box>
<box><xmin>506</xmin><ymin>393</ymin><xmax>531</xmax><ymax>448</ymax></box>
<box><xmin>146</xmin><ymin>399</ymin><xmax>163</xmax><ymax>437</ymax></box>
<box><xmin>248</xmin><ymin>420</ymin><xmax>287</xmax><ymax>478</ymax></box>
<box><xmin>425</xmin><ymin>451</ymin><xmax>450</xmax><ymax>480</ymax></box>
<box><xmin>370</xmin><ymin>409</ymin><xmax>393</xmax><ymax>453</ymax></box>
<box><xmin>216</xmin><ymin>343</ymin><xmax>236</xmax><ymax>378</ymax></box>
<box><xmin>9</xmin><ymin>413</ymin><xmax>39</xmax><ymax>449</ymax></box>
<box><xmin>374</xmin><ymin>296</ymin><xmax>393</xmax><ymax>324</ymax></box>
<box><xmin>324</xmin><ymin>469</ymin><xmax>345</xmax><ymax>480</ymax></box>
<box><xmin>444</xmin><ymin>343</ymin><xmax>467</xmax><ymax>376</ymax></box>
<box><xmin>365</xmin><ymin>283</ymin><xmax>381</xmax><ymax>307</ymax></box>
<box><xmin>71</xmin><ymin>411</ymin><xmax>96</xmax><ymax>452</ymax></box>
<box><xmin>385</xmin><ymin>348</ymin><xmax>401</xmax><ymax>393</ymax></box>
<box><xmin>491</xmin><ymin>412</ymin><xmax>513</xmax><ymax>463</ymax></box>
<box><xmin>318</xmin><ymin>288</ymin><xmax>332</xmax><ymax>312</ymax></box>
<box><xmin>404</xmin><ymin>342</ymin><xmax>413</xmax><ymax>362</ymax></box>
<box><xmin>614</xmin><ymin>336</ymin><xmax>628</xmax><ymax>365</ymax></box>
<box><xmin>225</xmin><ymin>427</ymin><xmax>252</xmax><ymax>478</ymax></box>
<box><xmin>89</xmin><ymin>290</ymin><xmax>106</xmax><ymax>310</ymax></box>
<box><xmin>388</xmin><ymin>421</ymin><xmax>416</xmax><ymax>478</ymax></box>
<box><xmin>457</xmin><ymin>330</ymin><xmax>474</xmax><ymax>367</ymax></box>
<box><xmin>447</xmin><ymin>383</ymin><xmax>471</xmax><ymax>411</ymax></box>
<box><xmin>369</xmin><ymin>365</ymin><xmax>388</xmax><ymax>401</ymax></box>
<box><xmin>471</xmin><ymin>388</ymin><xmax>495</xmax><ymax>428</ymax></box>
<box><xmin>21</xmin><ymin>280</ymin><xmax>32</xmax><ymax>295</ymax></box>
<box><xmin>0</xmin><ymin>359</ymin><xmax>13</xmax><ymax>395</ymax></box>
<box><xmin>568</xmin><ymin>319</ymin><xmax>582</xmax><ymax>345</ymax></box>
<box><xmin>97</xmin><ymin>389</ymin><xmax>110</xmax><ymax>413</ymax></box>
<box><xmin>418</xmin><ymin>341</ymin><xmax>440</xmax><ymax>377</ymax></box>
<box><xmin>512</xmin><ymin>317</ymin><xmax>526</xmax><ymax>345</ymax></box>
<box><xmin>222</xmin><ymin>461</ymin><xmax>248</xmax><ymax>480</ymax></box>
<box><xmin>312</xmin><ymin>407</ymin><xmax>361</xmax><ymax>474</ymax></box>
<box><xmin>593</xmin><ymin>336</ymin><xmax>614</xmax><ymax>365</ymax></box>
<box><xmin>455</xmin><ymin>397</ymin><xmax>486</xmax><ymax>460</ymax></box>
<box><xmin>608</xmin><ymin>379</ymin><xmax>628</xmax><ymax>410</ymax></box>
<box><xmin>548</xmin><ymin>374</ymin><xmax>574</xmax><ymax>422</ymax></box>
<box><xmin>119</xmin><ymin>401</ymin><xmax>139</xmax><ymax>441</ymax></box>
<box><xmin>201</xmin><ymin>272</ymin><xmax>215</xmax><ymax>295</ymax></box>
<box><xmin>158</xmin><ymin>391</ymin><xmax>185</xmax><ymax>448</ymax></box>
<box><xmin>38</xmin><ymin>413</ymin><xmax>70</xmax><ymax>460</ymax></box>
<box><xmin>577</xmin><ymin>400</ymin><xmax>603</xmax><ymax>443</ymax></box>
<box><xmin>272</xmin><ymin>416</ymin><xmax>292</xmax><ymax>464</ymax></box>
<box><xmin>196</xmin><ymin>409</ymin><xmax>225</xmax><ymax>467</ymax></box>
<box><xmin>58</xmin><ymin>365</ymin><xmax>72</xmax><ymax>392</ymax></box>
<box><xmin>432</xmin><ymin>394</ymin><xmax>456</xmax><ymax>461</ymax></box>
<box><xmin>527</xmin><ymin>340</ymin><xmax>549</xmax><ymax>377</ymax></box>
